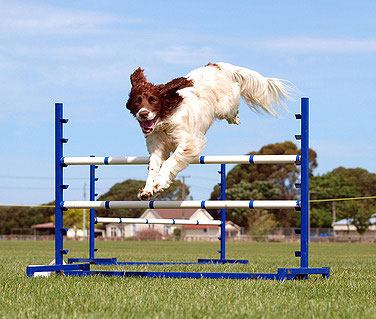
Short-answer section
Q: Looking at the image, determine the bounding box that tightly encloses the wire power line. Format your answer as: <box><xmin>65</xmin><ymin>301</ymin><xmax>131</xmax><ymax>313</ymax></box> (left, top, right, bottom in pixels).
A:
<box><xmin>310</xmin><ymin>195</ymin><xmax>376</xmax><ymax>202</ymax></box>
<box><xmin>0</xmin><ymin>204</ymin><xmax>54</xmax><ymax>208</ymax></box>
<box><xmin>1</xmin><ymin>195</ymin><xmax>375</xmax><ymax>209</ymax></box>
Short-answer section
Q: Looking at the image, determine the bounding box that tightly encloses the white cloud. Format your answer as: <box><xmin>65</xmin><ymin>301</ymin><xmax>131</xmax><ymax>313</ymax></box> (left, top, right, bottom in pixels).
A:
<box><xmin>0</xmin><ymin>1</ymin><xmax>141</xmax><ymax>37</ymax></box>
<box><xmin>154</xmin><ymin>45</ymin><xmax>220</xmax><ymax>66</ymax></box>
<box><xmin>244</xmin><ymin>37</ymin><xmax>376</xmax><ymax>54</ymax></box>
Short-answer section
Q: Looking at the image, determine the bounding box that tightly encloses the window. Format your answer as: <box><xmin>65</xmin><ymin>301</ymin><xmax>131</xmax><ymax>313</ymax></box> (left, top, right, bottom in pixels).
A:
<box><xmin>131</xmin><ymin>224</ymin><xmax>136</xmax><ymax>237</ymax></box>
<box><xmin>163</xmin><ymin>225</ymin><xmax>170</xmax><ymax>235</ymax></box>
<box><xmin>110</xmin><ymin>226</ymin><xmax>117</xmax><ymax>237</ymax></box>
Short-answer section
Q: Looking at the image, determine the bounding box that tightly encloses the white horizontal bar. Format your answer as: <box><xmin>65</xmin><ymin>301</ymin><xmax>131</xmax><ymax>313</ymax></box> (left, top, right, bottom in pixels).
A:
<box><xmin>62</xmin><ymin>156</ymin><xmax>150</xmax><ymax>165</ymax></box>
<box><xmin>62</xmin><ymin>200</ymin><xmax>300</xmax><ymax>210</ymax></box>
<box><xmin>61</xmin><ymin>155</ymin><xmax>300</xmax><ymax>166</ymax></box>
<box><xmin>198</xmin><ymin>155</ymin><xmax>299</xmax><ymax>164</ymax></box>
<box><xmin>95</xmin><ymin>217</ymin><xmax>222</xmax><ymax>226</ymax></box>
<box><xmin>251</xmin><ymin>155</ymin><xmax>299</xmax><ymax>164</ymax></box>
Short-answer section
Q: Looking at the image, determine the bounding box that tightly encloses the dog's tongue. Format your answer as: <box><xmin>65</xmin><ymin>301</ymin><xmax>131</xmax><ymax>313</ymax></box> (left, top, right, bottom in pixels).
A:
<box><xmin>139</xmin><ymin>120</ymin><xmax>155</xmax><ymax>129</ymax></box>
<box><xmin>139</xmin><ymin>119</ymin><xmax>156</xmax><ymax>134</ymax></box>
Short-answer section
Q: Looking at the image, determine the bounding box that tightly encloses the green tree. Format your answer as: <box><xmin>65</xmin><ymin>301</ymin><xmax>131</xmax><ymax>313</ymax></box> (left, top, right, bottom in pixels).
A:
<box><xmin>309</xmin><ymin>171</ymin><xmax>360</xmax><ymax>227</ymax></box>
<box><xmin>0</xmin><ymin>203</ymin><xmax>54</xmax><ymax>234</ymax></box>
<box><xmin>248</xmin><ymin>211</ymin><xmax>279</xmax><ymax>239</ymax></box>
<box><xmin>332</xmin><ymin>167</ymin><xmax>376</xmax><ymax>196</ymax></box>
<box><xmin>225</xmin><ymin>180</ymin><xmax>281</xmax><ymax>227</ymax></box>
<box><xmin>0</xmin><ymin>178</ymin><xmax>191</xmax><ymax>234</ymax></box>
<box><xmin>210</xmin><ymin>141</ymin><xmax>317</xmax><ymax>227</ymax></box>
<box><xmin>309</xmin><ymin>208</ymin><xmax>334</xmax><ymax>228</ymax></box>
<box><xmin>96</xmin><ymin>179</ymin><xmax>190</xmax><ymax>218</ymax></box>
<box><xmin>51</xmin><ymin>209</ymin><xmax>89</xmax><ymax>228</ymax></box>
<box><xmin>310</xmin><ymin>167</ymin><xmax>376</xmax><ymax>233</ymax></box>
<box><xmin>337</xmin><ymin>201</ymin><xmax>375</xmax><ymax>235</ymax></box>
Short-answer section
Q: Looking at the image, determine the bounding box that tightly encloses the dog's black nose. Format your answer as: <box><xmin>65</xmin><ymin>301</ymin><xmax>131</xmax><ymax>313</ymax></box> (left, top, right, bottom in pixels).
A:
<box><xmin>138</xmin><ymin>110</ymin><xmax>149</xmax><ymax>119</ymax></box>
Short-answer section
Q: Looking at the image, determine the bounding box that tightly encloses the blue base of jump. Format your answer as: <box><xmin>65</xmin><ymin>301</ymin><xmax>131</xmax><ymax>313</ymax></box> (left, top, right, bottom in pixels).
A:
<box><xmin>68</xmin><ymin>257</ymin><xmax>249</xmax><ymax>265</ymax></box>
<box><xmin>26</xmin><ymin>263</ymin><xmax>90</xmax><ymax>277</ymax></box>
<box><xmin>68</xmin><ymin>258</ymin><xmax>118</xmax><ymax>265</ymax></box>
<box><xmin>197</xmin><ymin>259</ymin><xmax>249</xmax><ymax>264</ymax></box>
<box><xmin>27</xmin><ymin>264</ymin><xmax>330</xmax><ymax>280</ymax></box>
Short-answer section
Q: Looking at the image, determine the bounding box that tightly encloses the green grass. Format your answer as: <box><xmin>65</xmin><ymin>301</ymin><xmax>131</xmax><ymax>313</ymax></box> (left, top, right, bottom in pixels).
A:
<box><xmin>1</xmin><ymin>240</ymin><xmax>375</xmax><ymax>318</ymax></box>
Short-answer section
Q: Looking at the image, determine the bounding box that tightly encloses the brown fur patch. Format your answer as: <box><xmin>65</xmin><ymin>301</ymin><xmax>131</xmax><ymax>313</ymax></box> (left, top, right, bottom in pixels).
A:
<box><xmin>158</xmin><ymin>77</ymin><xmax>193</xmax><ymax>119</ymax></box>
<box><xmin>126</xmin><ymin>67</ymin><xmax>193</xmax><ymax>121</ymax></box>
<box><xmin>206</xmin><ymin>62</ymin><xmax>221</xmax><ymax>70</ymax></box>
<box><xmin>130</xmin><ymin>68</ymin><xmax>147</xmax><ymax>87</ymax></box>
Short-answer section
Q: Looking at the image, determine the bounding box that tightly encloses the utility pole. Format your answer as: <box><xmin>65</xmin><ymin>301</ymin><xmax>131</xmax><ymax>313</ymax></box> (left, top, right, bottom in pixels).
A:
<box><xmin>180</xmin><ymin>175</ymin><xmax>190</xmax><ymax>219</ymax></box>
<box><xmin>83</xmin><ymin>183</ymin><xmax>87</xmax><ymax>236</ymax></box>
<box><xmin>332</xmin><ymin>201</ymin><xmax>336</xmax><ymax>237</ymax></box>
<box><xmin>180</xmin><ymin>175</ymin><xmax>189</xmax><ymax>241</ymax></box>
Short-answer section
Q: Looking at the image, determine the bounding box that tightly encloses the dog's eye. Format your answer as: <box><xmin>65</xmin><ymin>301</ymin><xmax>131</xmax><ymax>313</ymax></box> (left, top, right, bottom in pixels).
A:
<box><xmin>134</xmin><ymin>97</ymin><xmax>142</xmax><ymax>105</ymax></box>
<box><xmin>148</xmin><ymin>97</ymin><xmax>157</xmax><ymax>104</ymax></box>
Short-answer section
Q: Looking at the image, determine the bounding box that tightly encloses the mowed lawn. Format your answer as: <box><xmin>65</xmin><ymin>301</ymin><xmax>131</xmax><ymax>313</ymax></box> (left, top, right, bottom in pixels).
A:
<box><xmin>0</xmin><ymin>240</ymin><xmax>375</xmax><ymax>318</ymax></box>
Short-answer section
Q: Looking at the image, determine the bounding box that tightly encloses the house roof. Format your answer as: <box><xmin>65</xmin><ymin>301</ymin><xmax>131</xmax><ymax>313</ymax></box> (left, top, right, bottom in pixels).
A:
<box><xmin>31</xmin><ymin>222</ymin><xmax>54</xmax><ymax>229</ymax></box>
<box><xmin>333</xmin><ymin>213</ymin><xmax>376</xmax><ymax>226</ymax></box>
<box><xmin>142</xmin><ymin>208</ymin><xmax>211</xmax><ymax>220</ymax></box>
<box><xmin>226</xmin><ymin>221</ymin><xmax>241</xmax><ymax>229</ymax></box>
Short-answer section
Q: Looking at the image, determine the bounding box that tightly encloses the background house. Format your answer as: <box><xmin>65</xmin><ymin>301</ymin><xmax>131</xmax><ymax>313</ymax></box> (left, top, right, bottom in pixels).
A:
<box><xmin>104</xmin><ymin>208</ymin><xmax>242</xmax><ymax>240</ymax></box>
<box><xmin>333</xmin><ymin>213</ymin><xmax>376</xmax><ymax>237</ymax></box>
<box><xmin>31</xmin><ymin>222</ymin><xmax>55</xmax><ymax>235</ymax></box>
<box><xmin>31</xmin><ymin>222</ymin><xmax>105</xmax><ymax>239</ymax></box>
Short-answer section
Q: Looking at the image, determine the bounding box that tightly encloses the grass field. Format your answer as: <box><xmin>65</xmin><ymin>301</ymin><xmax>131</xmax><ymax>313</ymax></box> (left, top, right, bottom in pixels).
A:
<box><xmin>0</xmin><ymin>240</ymin><xmax>375</xmax><ymax>318</ymax></box>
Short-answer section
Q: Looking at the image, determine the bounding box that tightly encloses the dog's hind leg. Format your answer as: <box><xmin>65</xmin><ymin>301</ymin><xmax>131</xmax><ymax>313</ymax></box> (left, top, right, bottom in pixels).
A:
<box><xmin>226</xmin><ymin>111</ymin><xmax>240</xmax><ymax>125</ymax></box>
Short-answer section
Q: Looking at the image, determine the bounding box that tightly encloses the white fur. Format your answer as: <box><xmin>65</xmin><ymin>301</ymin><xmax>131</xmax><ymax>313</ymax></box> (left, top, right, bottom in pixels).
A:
<box><xmin>138</xmin><ymin>62</ymin><xmax>291</xmax><ymax>200</ymax></box>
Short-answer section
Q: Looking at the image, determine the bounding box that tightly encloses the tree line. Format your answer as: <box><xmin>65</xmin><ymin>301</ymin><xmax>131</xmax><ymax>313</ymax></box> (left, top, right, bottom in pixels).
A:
<box><xmin>1</xmin><ymin>141</ymin><xmax>375</xmax><ymax>235</ymax></box>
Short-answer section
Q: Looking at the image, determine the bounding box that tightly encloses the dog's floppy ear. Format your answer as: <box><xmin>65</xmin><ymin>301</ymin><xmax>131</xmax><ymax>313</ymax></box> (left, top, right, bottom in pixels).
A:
<box><xmin>130</xmin><ymin>67</ymin><xmax>147</xmax><ymax>87</ymax></box>
<box><xmin>158</xmin><ymin>77</ymin><xmax>193</xmax><ymax>117</ymax></box>
<box><xmin>160</xmin><ymin>77</ymin><xmax>193</xmax><ymax>100</ymax></box>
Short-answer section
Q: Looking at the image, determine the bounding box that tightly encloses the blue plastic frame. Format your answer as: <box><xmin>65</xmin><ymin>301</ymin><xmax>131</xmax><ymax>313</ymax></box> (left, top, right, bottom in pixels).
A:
<box><xmin>89</xmin><ymin>159</ymin><xmax>96</xmax><ymax>259</ymax></box>
<box><xmin>27</xmin><ymin>97</ymin><xmax>330</xmax><ymax>280</ymax></box>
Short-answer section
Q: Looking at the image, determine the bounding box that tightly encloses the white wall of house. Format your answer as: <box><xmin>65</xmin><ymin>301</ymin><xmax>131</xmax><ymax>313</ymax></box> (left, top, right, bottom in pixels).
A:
<box><xmin>103</xmin><ymin>208</ymin><xmax>241</xmax><ymax>239</ymax></box>
<box><xmin>184</xmin><ymin>227</ymin><xmax>218</xmax><ymax>238</ymax></box>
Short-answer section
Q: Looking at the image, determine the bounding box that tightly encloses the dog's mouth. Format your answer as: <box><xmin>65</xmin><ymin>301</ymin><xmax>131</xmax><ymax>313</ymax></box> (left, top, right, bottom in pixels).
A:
<box><xmin>138</xmin><ymin>117</ymin><xmax>158</xmax><ymax>134</ymax></box>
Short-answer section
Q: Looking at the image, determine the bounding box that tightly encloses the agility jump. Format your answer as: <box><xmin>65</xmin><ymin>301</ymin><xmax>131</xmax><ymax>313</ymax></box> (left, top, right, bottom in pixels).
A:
<box><xmin>27</xmin><ymin>97</ymin><xmax>330</xmax><ymax>280</ymax></box>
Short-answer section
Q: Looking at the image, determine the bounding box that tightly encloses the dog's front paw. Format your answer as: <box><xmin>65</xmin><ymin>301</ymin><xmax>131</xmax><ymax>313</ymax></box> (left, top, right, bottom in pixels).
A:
<box><xmin>153</xmin><ymin>179</ymin><xmax>172</xmax><ymax>195</ymax></box>
<box><xmin>153</xmin><ymin>183</ymin><xmax>165</xmax><ymax>195</ymax></box>
<box><xmin>138</xmin><ymin>188</ymin><xmax>153</xmax><ymax>201</ymax></box>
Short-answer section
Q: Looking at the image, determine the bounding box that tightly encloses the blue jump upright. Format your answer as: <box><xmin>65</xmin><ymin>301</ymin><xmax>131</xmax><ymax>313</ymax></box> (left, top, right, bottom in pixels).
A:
<box><xmin>26</xmin><ymin>97</ymin><xmax>330</xmax><ymax>280</ymax></box>
<box><xmin>300</xmin><ymin>97</ymin><xmax>310</xmax><ymax>270</ymax></box>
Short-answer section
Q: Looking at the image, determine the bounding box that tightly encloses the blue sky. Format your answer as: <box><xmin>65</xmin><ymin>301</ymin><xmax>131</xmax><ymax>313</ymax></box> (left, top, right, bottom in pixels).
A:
<box><xmin>1</xmin><ymin>0</ymin><xmax>376</xmax><ymax>205</ymax></box>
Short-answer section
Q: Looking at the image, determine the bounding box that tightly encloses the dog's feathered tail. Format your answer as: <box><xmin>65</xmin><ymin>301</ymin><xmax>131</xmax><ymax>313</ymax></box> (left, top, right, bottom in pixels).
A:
<box><xmin>217</xmin><ymin>62</ymin><xmax>293</xmax><ymax>116</ymax></box>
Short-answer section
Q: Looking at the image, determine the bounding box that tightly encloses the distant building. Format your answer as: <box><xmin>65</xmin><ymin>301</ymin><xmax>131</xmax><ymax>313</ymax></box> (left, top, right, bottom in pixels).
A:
<box><xmin>333</xmin><ymin>214</ymin><xmax>376</xmax><ymax>237</ymax></box>
<box><xmin>31</xmin><ymin>222</ymin><xmax>104</xmax><ymax>239</ymax></box>
<box><xmin>104</xmin><ymin>208</ymin><xmax>242</xmax><ymax>240</ymax></box>
<box><xmin>31</xmin><ymin>222</ymin><xmax>55</xmax><ymax>235</ymax></box>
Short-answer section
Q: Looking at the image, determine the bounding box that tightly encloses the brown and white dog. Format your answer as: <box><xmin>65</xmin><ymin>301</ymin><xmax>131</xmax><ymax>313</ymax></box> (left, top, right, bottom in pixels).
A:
<box><xmin>126</xmin><ymin>62</ymin><xmax>291</xmax><ymax>200</ymax></box>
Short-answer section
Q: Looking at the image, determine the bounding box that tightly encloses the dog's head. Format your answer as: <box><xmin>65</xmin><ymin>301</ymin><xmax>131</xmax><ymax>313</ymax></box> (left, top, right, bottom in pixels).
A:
<box><xmin>126</xmin><ymin>68</ymin><xmax>193</xmax><ymax>135</ymax></box>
